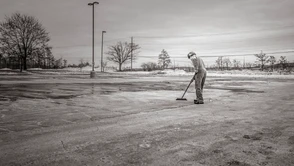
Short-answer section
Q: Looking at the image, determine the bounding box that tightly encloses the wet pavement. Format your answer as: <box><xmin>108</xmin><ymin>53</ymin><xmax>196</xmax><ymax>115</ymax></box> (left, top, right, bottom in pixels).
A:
<box><xmin>0</xmin><ymin>72</ymin><xmax>293</xmax><ymax>166</ymax></box>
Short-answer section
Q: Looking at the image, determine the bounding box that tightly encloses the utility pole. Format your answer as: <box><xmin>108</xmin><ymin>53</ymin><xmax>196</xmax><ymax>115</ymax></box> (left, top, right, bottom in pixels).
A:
<box><xmin>88</xmin><ymin>1</ymin><xmax>99</xmax><ymax>78</ymax></box>
<box><xmin>174</xmin><ymin>59</ymin><xmax>175</xmax><ymax>70</ymax></box>
<box><xmin>101</xmin><ymin>31</ymin><xmax>106</xmax><ymax>72</ymax></box>
<box><xmin>220</xmin><ymin>56</ymin><xmax>223</xmax><ymax>71</ymax></box>
<box><xmin>131</xmin><ymin>37</ymin><xmax>133</xmax><ymax>71</ymax></box>
<box><xmin>243</xmin><ymin>56</ymin><xmax>245</xmax><ymax>69</ymax></box>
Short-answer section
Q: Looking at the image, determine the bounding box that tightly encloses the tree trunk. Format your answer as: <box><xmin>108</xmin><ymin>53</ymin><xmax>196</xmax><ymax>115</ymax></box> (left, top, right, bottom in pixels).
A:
<box><xmin>119</xmin><ymin>63</ymin><xmax>122</xmax><ymax>71</ymax></box>
<box><xmin>23</xmin><ymin>57</ymin><xmax>27</xmax><ymax>70</ymax></box>
<box><xmin>9</xmin><ymin>57</ymin><xmax>11</xmax><ymax>69</ymax></box>
<box><xmin>19</xmin><ymin>56</ymin><xmax>23</xmax><ymax>72</ymax></box>
<box><xmin>3</xmin><ymin>59</ymin><xmax>7</xmax><ymax>68</ymax></box>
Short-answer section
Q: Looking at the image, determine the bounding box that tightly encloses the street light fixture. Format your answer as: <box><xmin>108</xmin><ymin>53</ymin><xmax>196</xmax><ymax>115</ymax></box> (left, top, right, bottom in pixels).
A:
<box><xmin>101</xmin><ymin>30</ymin><xmax>106</xmax><ymax>72</ymax></box>
<box><xmin>88</xmin><ymin>1</ymin><xmax>99</xmax><ymax>78</ymax></box>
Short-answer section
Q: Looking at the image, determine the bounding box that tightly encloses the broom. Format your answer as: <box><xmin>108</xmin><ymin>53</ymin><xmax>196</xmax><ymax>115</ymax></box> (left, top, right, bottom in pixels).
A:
<box><xmin>176</xmin><ymin>72</ymin><xmax>197</xmax><ymax>101</ymax></box>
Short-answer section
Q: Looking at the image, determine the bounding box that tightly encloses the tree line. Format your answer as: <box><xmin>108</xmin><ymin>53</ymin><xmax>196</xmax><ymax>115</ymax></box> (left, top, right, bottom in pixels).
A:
<box><xmin>0</xmin><ymin>11</ymin><xmax>141</xmax><ymax>72</ymax></box>
<box><xmin>0</xmin><ymin>13</ymin><xmax>68</xmax><ymax>71</ymax></box>
<box><xmin>213</xmin><ymin>51</ymin><xmax>291</xmax><ymax>71</ymax></box>
<box><xmin>253</xmin><ymin>51</ymin><xmax>289</xmax><ymax>71</ymax></box>
<box><xmin>2</xmin><ymin>13</ymin><xmax>290</xmax><ymax>73</ymax></box>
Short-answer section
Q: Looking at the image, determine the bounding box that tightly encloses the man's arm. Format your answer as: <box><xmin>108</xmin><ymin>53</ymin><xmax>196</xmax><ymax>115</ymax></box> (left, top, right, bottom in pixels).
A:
<box><xmin>193</xmin><ymin>58</ymin><xmax>199</xmax><ymax>73</ymax></box>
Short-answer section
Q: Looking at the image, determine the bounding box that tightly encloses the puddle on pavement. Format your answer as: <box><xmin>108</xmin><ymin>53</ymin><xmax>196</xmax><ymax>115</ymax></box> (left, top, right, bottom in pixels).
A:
<box><xmin>0</xmin><ymin>80</ymin><xmax>264</xmax><ymax>103</ymax></box>
<box><xmin>206</xmin><ymin>86</ymin><xmax>264</xmax><ymax>93</ymax></box>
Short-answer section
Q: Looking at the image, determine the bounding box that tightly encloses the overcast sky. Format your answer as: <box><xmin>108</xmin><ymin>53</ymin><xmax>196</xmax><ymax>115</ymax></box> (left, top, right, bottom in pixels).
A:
<box><xmin>0</xmin><ymin>0</ymin><xmax>294</xmax><ymax>68</ymax></box>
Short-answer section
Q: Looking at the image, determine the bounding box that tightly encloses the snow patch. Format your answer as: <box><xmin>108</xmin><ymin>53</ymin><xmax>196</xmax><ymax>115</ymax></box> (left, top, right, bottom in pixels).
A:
<box><xmin>159</xmin><ymin>69</ymin><xmax>189</xmax><ymax>76</ymax></box>
<box><xmin>27</xmin><ymin>68</ymin><xmax>43</xmax><ymax>71</ymax></box>
<box><xmin>123</xmin><ymin>69</ymin><xmax>191</xmax><ymax>76</ymax></box>
<box><xmin>0</xmin><ymin>68</ymin><xmax>12</xmax><ymax>71</ymax></box>
<box><xmin>122</xmin><ymin>69</ymin><xmax>294</xmax><ymax>79</ymax></box>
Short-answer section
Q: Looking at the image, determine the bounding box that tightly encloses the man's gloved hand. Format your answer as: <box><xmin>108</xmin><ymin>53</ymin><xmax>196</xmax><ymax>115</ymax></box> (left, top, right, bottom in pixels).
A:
<box><xmin>191</xmin><ymin>73</ymin><xmax>197</xmax><ymax>82</ymax></box>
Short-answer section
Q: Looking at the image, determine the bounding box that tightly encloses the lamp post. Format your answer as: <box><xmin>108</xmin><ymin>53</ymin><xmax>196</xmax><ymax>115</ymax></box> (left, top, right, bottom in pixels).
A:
<box><xmin>88</xmin><ymin>1</ymin><xmax>99</xmax><ymax>78</ymax></box>
<box><xmin>101</xmin><ymin>30</ymin><xmax>106</xmax><ymax>72</ymax></box>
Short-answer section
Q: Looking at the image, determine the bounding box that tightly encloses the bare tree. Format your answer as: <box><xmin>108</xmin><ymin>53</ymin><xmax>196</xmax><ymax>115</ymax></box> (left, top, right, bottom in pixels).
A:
<box><xmin>63</xmin><ymin>59</ymin><xmax>67</xmax><ymax>68</ymax></box>
<box><xmin>54</xmin><ymin>58</ymin><xmax>63</xmax><ymax>69</ymax></box>
<box><xmin>106</xmin><ymin>41</ymin><xmax>140</xmax><ymax>71</ymax></box>
<box><xmin>254</xmin><ymin>51</ymin><xmax>268</xmax><ymax>71</ymax></box>
<box><xmin>102</xmin><ymin>61</ymin><xmax>108</xmax><ymax>72</ymax></box>
<box><xmin>267</xmin><ymin>56</ymin><xmax>276</xmax><ymax>71</ymax></box>
<box><xmin>0</xmin><ymin>47</ymin><xmax>3</xmax><ymax>68</ymax></box>
<box><xmin>141</xmin><ymin>62</ymin><xmax>158</xmax><ymax>71</ymax></box>
<box><xmin>232</xmin><ymin>59</ymin><xmax>241</xmax><ymax>69</ymax></box>
<box><xmin>215</xmin><ymin>56</ymin><xmax>223</xmax><ymax>70</ymax></box>
<box><xmin>245</xmin><ymin>62</ymin><xmax>253</xmax><ymax>68</ymax></box>
<box><xmin>78</xmin><ymin>58</ymin><xmax>91</xmax><ymax>69</ymax></box>
<box><xmin>45</xmin><ymin>47</ymin><xmax>55</xmax><ymax>68</ymax></box>
<box><xmin>158</xmin><ymin>49</ymin><xmax>171</xmax><ymax>69</ymax></box>
<box><xmin>28</xmin><ymin>45</ymin><xmax>52</xmax><ymax>68</ymax></box>
<box><xmin>222</xmin><ymin>58</ymin><xmax>231</xmax><ymax>70</ymax></box>
<box><xmin>0</xmin><ymin>13</ymin><xmax>51</xmax><ymax>71</ymax></box>
<box><xmin>279</xmin><ymin>56</ymin><xmax>287</xmax><ymax>70</ymax></box>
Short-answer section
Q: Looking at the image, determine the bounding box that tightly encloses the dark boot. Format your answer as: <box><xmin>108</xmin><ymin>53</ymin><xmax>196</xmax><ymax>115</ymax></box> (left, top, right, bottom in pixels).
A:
<box><xmin>194</xmin><ymin>100</ymin><xmax>204</xmax><ymax>104</ymax></box>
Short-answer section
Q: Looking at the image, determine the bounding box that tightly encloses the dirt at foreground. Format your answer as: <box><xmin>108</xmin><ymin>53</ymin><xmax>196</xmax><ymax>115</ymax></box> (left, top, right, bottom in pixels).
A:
<box><xmin>0</xmin><ymin>73</ymin><xmax>294</xmax><ymax>166</ymax></box>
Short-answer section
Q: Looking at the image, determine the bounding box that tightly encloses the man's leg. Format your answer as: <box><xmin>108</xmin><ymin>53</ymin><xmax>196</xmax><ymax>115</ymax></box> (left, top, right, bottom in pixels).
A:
<box><xmin>201</xmin><ymin>72</ymin><xmax>206</xmax><ymax>93</ymax></box>
<box><xmin>195</xmin><ymin>72</ymin><xmax>204</xmax><ymax>104</ymax></box>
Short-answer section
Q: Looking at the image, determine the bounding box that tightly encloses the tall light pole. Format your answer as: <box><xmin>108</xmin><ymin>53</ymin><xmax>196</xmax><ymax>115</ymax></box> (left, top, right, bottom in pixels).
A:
<box><xmin>131</xmin><ymin>37</ymin><xmax>133</xmax><ymax>71</ymax></box>
<box><xmin>88</xmin><ymin>1</ymin><xmax>99</xmax><ymax>78</ymax></box>
<box><xmin>101</xmin><ymin>30</ymin><xmax>106</xmax><ymax>72</ymax></box>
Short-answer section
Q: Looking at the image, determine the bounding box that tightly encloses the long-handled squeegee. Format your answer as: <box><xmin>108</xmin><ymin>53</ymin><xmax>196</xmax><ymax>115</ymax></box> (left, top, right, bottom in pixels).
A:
<box><xmin>176</xmin><ymin>73</ymin><xmax>197</xmax><ymax>101</ymax></box>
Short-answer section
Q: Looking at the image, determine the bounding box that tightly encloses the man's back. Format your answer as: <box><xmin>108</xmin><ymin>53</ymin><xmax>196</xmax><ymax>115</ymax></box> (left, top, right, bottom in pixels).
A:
<box><xmin>191</xmin><ymin>56</ymin><xmax>206</xmax><ymax>73</ymax></box>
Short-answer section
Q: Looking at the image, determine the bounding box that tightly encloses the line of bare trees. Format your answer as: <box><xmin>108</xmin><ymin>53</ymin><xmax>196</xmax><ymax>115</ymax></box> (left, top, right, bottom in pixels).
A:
<box><xmin>214</xmin><ymin>52</ymin><xmax>291</xmax><ymax>71</ymax></box>
<box><xmin>0</xmin><ymin>13</ymin><xmax>66</xmax><ymax>71</ymax></box>
<box><xmin>253</xmin><ymin>51</ymin><xmax>289</xmax><ymax>71</ymax></box>
<box><xmin>215</xmin><ymin>56</ymin><xmax>244</xmax><ymax>70</ymax></box>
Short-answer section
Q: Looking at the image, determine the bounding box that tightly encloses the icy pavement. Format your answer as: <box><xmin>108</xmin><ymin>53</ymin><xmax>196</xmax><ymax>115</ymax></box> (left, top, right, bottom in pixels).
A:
<box><xmin>0</xmin><ymin>72</ymin><xmax>293</xmax><ymax>165</ymax></box>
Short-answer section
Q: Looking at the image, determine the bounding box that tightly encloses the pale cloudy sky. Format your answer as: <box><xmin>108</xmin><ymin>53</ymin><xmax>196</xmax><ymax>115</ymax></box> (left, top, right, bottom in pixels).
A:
<box><xmin>0</xmin><ymin>0</ymin><xmax>294</xmax><ymax>68</ymax></box>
